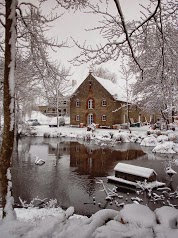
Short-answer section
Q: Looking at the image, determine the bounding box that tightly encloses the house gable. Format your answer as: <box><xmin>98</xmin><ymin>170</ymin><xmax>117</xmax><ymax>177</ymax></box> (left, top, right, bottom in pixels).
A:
<box><xmin>70</xmin><ymin>73</ymin><xmax>128</xmax><ymax>126</ymax></box>
<box><xmin>70</xmin><ymin>73</ymin><xmax>141</xmax><ymax>127</ymax></box>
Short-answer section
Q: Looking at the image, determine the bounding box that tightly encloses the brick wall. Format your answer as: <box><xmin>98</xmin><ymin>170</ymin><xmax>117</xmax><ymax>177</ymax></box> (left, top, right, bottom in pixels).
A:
<box><xmin>70</xmin><ymin>74</ymin><xmax>133</xmax><ymax>127</ymax></box>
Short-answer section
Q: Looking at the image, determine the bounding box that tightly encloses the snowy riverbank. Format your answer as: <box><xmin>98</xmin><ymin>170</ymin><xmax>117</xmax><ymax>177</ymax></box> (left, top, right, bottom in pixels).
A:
<box><xmin>0</xmin><ymin>203</ymin><xmax>178</xmax><ymax>238</ymax></box>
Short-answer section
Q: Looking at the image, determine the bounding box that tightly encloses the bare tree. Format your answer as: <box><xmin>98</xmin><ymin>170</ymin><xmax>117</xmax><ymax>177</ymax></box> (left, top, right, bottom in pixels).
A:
<box><xmin>68</xmin><ymin>0</ymin><xmax>177</xmax><ymax>123</ymax></box>
<box><xmin>92</xmin><ymin>66</ymin><xmax>117</xmax><ymax>83</ymax></box>
<box><xmin>0</xmin><ymin>0</ymin><xmax>17</xmax><ymax>219</ymax></box>
<box><xmin>14</xmin><ymin>53</ymin><xmax>42</xmax><ymax>135</ymax></box>
<box><xmin>0</xmin><ymin>0</ymin><xmax>70</xmax><ymax>218</ymax></box>
<box><xmin>130</xmin><ymin>8</ymin><xmax>178</xmax><ymax>125</ymax></box>
<box><xmin>70</xmin><ymin>1</ymin><xmax>176</xmax><ymax>80</ymax></box>
<box><xmin>41</xmin><ymin>62</ymin><xmax>71</xmax><ymax>127</ymax></box>
<box><xmin>119</xmin><ymin>59</ymin><xmax>133</xmax><ymax>127</ymax></box>
<box><xmin>0</xmin><ymin>57</ymin><xmax>3</xmax><ymax>129</ymax></box>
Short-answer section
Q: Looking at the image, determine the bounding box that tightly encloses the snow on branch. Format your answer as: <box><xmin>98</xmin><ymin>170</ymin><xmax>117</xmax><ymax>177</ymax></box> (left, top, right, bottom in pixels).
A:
<box><xmin>112</xmin><ymin>103</ymin><xmax>127</xmax><ymax>113</ymax></box>
<box><xmin>113</xmin><ymin>0</ymin><xmax>144</xmax><ymax>78</ymax></box>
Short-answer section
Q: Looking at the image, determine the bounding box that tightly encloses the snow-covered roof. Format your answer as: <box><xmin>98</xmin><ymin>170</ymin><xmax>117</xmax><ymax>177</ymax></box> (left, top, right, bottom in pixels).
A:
<box><xmin>72</xmin><ymin>73</ymin><xmax>127</xmax><ymax>102</ymax></box>
<box><xmin>114</xmin><ymin>163</ymin><xmax>157</xmax><ymax>178</ymax></box>
<box><xmin>94</xmin><ymin>75</ymin><xmax>127</xmax><ymax>102</ymax></box>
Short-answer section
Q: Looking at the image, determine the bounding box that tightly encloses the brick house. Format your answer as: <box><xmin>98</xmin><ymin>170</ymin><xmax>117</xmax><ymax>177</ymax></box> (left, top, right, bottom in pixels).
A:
<box><xmin>70</xmin><ymin>72</ymin><xmax>142</xmax><ymax>128</ymax></box>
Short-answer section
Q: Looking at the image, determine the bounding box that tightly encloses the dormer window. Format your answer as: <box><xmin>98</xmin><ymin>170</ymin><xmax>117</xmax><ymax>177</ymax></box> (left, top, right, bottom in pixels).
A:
<box><xmin>76</xmin><ymin>99</ymin><xmax>80</xmax><ymax>107</ymax></box>
<box><xmin>102</xmin><ymin>99</ymin><xmax>107</xmax><ymax>106</ymax></box>
<box><xmin>88</xmin><ymin>99</ymin><xmax>94</xmax><ymax>109</ymax></box>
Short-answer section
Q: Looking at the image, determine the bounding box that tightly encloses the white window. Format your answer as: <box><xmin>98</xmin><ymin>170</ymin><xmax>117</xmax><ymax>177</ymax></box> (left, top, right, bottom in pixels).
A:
<box><xmin>76</xmin><ymin>115</ymin><xmax>80</xmax><ymax>121</ymax></box>
<box><xmin>102</xmin><ymin>115</ymin><xmax>106</xmax><ymax>121</ymax></box>
<box><xmin>88</xmin><ymin>113</ymin><xmax>94</xmax><ymax>125</ymax></box>
<box><xmin>76</xmin><ymin>99</ymin><xmax>80</xmax><ymax>107</ymax></box>
<box><xmin>102</xmin><ymin>99</ymin><xmax>107</xmax><ymax>106</ymax></box>
<box><xmin>88</xmin><ymin>99</ymin><xmax>94</xmax><ymax>109</ymax></box>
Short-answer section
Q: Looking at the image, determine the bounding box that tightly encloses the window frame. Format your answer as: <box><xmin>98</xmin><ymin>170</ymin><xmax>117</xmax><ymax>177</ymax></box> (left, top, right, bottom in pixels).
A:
<box><xmin>76</xmin><ymin>99</ymin><xmax>80</xmax><ymax>107</ymax></box>
<box><xmin>102</xmin><ymin>115</ymin><xmax>107</xmax><ymax>121</ymax></box>
<box><xmin>76</xmin><ymin>115</ymin><xmax>80</xmax><ymax>121</ymax></box>
<box><xmin>88</xmin><ymin>99</ymin><xmax>94</xmax><ymax>109</ymax></box>
<box><xmin>102</xmin><ymin>99</ymin><xmax>107</xmax><ymax>106</ymax></box>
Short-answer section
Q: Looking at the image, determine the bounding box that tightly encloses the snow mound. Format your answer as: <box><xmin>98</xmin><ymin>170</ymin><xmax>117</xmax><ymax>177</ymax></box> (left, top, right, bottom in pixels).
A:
<box><xmin>152</xmin><ymin>141</ymin><xmax>177</xmax><ymax>154</ymax></box>
<box><xmin>155</xmin><ymin>206</ymin><xmax>178</xmax><ymax>228</ymax></box>
<box><xmin>113</xmin><ymin>131</ymin><xmax>131</xmax><ymax>142</ymax></box>
<box><xmin>157</xmin><ymin>135</ymin><xmax>168</xmax><ymax>142</ymax></box>
<box><xmin>120</xmin><ymin>204</ymin><xmax>156</xmax><ymax>228</ymax></box>
<box><xmin>140</xmin><ymin>135</ymin><xmax>158</xmax><ymax>147</ymax></box>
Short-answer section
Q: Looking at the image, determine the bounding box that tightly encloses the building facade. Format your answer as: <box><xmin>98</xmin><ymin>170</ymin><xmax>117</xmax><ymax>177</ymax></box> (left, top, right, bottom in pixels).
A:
<box><xmin>70</xmin><ymin>73</ymin><xmax>142</xmax><ymax>127</ymax></box>
<box><xmin>38</xmin><ymin>98</ymin><xmax>70</xmax><ymax>117</ymax></box>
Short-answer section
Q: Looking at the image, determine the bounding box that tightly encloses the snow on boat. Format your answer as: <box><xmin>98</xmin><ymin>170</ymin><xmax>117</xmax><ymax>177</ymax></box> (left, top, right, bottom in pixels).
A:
<box><xmin>107</xmin><ymin>163</ymin><xmax>165</xmax><ymax>189</ymax></box>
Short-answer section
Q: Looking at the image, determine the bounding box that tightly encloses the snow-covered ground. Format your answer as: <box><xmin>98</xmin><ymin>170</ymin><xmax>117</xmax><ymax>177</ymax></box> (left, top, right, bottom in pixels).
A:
<box><xmin>1</xmin><ymin>111</ymin><xmax>178</xmax><ymax>237</ymax></box>
<box><xmin>0</xmin><ymin>203</ymin><xmax>178</xmax><ymax>238</ymax></box>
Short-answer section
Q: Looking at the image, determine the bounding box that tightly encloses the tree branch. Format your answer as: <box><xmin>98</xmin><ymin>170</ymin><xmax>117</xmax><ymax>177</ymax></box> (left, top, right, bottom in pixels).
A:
<box><xmin>113</xmin><ymin>0</ymin><xmax>144</xmax><ymax>77</ymax></box>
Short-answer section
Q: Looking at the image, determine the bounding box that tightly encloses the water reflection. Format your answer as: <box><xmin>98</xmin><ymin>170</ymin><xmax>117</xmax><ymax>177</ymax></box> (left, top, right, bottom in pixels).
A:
<box><xmin>6</xmin><ymin>137</ymin><xmax>178</xmax><ymax>215</ymax></box>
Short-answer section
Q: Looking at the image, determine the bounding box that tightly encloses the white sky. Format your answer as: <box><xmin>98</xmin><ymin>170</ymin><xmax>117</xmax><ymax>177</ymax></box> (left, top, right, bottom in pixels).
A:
<box><xmin>42</xmin><ymin>0</ymin><xmax>150</xmax><ymax>85</ymax></box>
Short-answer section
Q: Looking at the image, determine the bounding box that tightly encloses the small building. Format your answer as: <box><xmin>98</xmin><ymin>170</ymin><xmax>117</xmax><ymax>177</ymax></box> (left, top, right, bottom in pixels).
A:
<box><xmin>107</xmin><ymin>162</ymin><xmax>160</xmax><ymax>188</ymax></box>
<box><xmin>37</xmin><ymin>98</ymin><xmax>70</xmax><ymax>117</ymax></box>
<box><xmin>113</xmin><ymin>163</ymin><xmax>157</xmax><ymax>182</ymax></box>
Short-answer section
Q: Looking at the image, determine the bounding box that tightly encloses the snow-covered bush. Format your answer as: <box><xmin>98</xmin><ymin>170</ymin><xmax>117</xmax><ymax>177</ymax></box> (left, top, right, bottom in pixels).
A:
<box><xmin>167</xmin><ymin>132</ymin><xmax>177</xmax><ymax>141</ymax></box>
<box><xmin>44</xmin><ymin>199</ymin><xmax>58</xmax><ymax>208</ymax></box>
<box><xmin>43</xmin><ymin>132</ymin><xmax>50</xmax><ymax>138</ymax></box>
<box><xmin>113</xmin><ymin>132</ymin><xmax>130</xmax><ymax>143</ymax></box>
<box><xmin>172</xmin><ymin>143</ymin><xmax>178</xmax><ymax>153</ymax></box>
<box><xmin>152</xmin><ymin>141</ymin><xmax>176</xmax><ymax>154</ymax></box>
<box><xmin>83</xmin><ymin>131</ymin><xmax>93</xmax><ymax>141</ymax></box>
<box><xmin>140</xmin><ymin>135</ymin><xmax>158</xmax><ymax>147</ymax></box>
<box><xmin>87</xmin><ymin>123</ymin><xmax>96</xmax><ymax>132</ymax></box>
<box><xmin>157</xmin><ymin>135</ymin><xmax>168</xmax><ymax>143</ymax></box>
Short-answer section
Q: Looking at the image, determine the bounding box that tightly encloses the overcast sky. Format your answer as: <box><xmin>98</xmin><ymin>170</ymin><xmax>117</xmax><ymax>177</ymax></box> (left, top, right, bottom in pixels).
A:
<box><xmin>43</xmin><ymin>0</ymin><xmax>150</xmax><ymax>86</ymax></box>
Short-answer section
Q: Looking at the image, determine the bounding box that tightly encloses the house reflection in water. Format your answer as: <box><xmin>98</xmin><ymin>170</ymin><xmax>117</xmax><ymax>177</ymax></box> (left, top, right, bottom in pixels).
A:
<box><xmin>11</xmin><ymin>138</ymin><xmax>150</xmax><ymax>212</ymax></box>
<box><xmin>45</xmin><ymin>139</ymin><xmax>145</xmax><ymax>197</ymax></box>
<box><xmin>69</xmin><ymin>142</ymin><xmax>146</xmax><ymax>178</ymax></box>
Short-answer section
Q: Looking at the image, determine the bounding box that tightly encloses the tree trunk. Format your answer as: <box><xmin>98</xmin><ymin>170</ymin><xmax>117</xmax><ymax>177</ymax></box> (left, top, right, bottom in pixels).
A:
<box><xmin>161</xmin><ymin>110</ymin><xmax>169</xmax><ymax>130</ymax></box>
<box><xmin>172</xmin><ymin>109</ymin><xmax>175</xmax><ymax>123</ymax></box>
<box><xmin>0</xmin><ymin>0</ymin><xmax>16</xmax><ymax>218</ymax></box>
